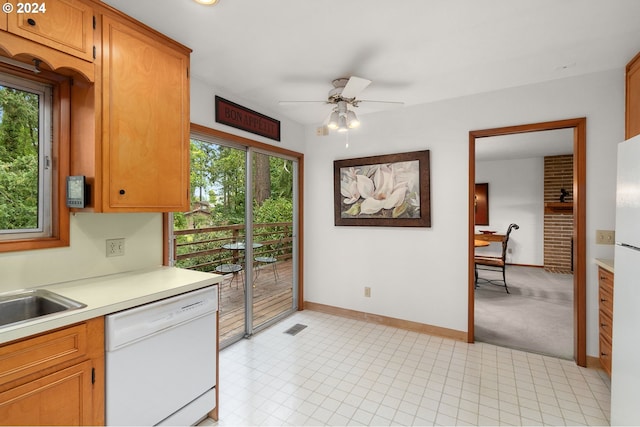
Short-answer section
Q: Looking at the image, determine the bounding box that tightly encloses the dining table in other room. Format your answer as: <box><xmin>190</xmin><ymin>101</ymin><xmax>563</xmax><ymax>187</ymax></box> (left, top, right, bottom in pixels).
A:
<box><xmin>474</xmin><ymin>239</ymin><xmax>491</xmax><ymax>248</ymax></box>
<box><xmin>474</xmin><ymin>233</ymin><xmax>505</xmax><ymax>243</ymax></box>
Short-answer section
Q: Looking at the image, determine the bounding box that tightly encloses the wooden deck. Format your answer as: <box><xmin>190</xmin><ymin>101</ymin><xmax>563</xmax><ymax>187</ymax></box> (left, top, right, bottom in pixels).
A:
<box><xmin>218</xmin><ymin>259</ymin><xmax>294</xmax><ymax>343</ymax></box>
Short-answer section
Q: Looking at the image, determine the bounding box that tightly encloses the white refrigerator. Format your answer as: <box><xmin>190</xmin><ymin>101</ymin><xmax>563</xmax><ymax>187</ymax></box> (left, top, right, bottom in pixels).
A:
<box><xmin>611</xmin><ymin>133</ymin><xmax>640</xmax><ymax>425</ymax></box>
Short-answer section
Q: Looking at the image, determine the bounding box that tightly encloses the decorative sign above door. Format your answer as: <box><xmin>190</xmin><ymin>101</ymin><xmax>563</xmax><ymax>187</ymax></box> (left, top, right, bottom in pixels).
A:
<box><xmin>215</xmin><ymin>96</ymin><xmax>281</xmax><ymax>141</ymax></box>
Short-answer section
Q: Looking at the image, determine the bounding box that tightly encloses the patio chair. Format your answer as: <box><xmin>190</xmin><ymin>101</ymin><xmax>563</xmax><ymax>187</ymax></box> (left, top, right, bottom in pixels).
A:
<box><xmin>474</xmin><ymin>223</ymin><xmax>519</xmax><ymax>293</ymax></box>
<box><xmin>254</xmin><ymin>238</ymin><xmax>282</xmax><ymax>284</ymax></box>
<box><xmin>215</xmin><ymin>263</ymin><xmax>244</xmax><ymax>290</ymax></box>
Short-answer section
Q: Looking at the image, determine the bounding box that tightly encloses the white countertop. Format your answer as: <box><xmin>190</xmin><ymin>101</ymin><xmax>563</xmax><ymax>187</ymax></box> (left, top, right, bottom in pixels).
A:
<box><xmin>0</xmin><ymin>266</ymin><xmax>223</xmax><ymax>345</ymax></box>
<box><xmin>595</xmin><ymin>258</ymin><xmax>614</xmax><ymax>273</ymax></box>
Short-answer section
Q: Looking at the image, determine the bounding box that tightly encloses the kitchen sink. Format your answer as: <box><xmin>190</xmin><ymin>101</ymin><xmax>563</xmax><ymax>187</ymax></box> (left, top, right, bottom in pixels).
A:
<box><xmin>0</xmin><ymin>289</ymin><xmax>86</xmax><ymax>328</ymax></box>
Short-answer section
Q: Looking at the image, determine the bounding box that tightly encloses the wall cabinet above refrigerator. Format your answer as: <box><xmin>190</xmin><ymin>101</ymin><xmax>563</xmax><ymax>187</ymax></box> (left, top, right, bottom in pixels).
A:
<box><xmin>626</xmin><ymin>51</ymin><xmax>640</xmax><ymax>139</ymax></box>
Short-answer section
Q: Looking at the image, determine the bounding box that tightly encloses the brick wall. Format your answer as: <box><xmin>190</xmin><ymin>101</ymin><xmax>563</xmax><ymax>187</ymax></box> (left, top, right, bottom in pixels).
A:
<box><xmin>544</xmin><ymin>155</ymin><xmax>573</xmax><ymax>273</ymax></box>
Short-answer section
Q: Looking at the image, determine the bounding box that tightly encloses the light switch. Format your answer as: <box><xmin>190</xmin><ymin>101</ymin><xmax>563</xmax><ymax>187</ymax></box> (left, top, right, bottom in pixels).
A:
<box><xmin>596</xmin><ymin>230</ymin><xmax>615</xmax><ymax>245</ymax></box>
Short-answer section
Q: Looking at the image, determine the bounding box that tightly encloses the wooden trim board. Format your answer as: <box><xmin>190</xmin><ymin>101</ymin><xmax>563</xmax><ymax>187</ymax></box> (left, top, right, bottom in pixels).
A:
<box><xmin>304</xmin><ymin>301</ymin><xmax>467</xmax><ymax>342</ymax></box>
<box><xmin>469</xmin><ymin>118</ymin><xmax>587</xmax><ymax>367</ymax></box>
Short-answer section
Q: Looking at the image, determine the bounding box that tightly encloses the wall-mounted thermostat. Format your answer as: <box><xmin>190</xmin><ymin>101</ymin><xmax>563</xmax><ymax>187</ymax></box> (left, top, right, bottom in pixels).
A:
<box><xmin>66</xmin><ymin>176</ymin><xmax>87</xmax><ymax>208</ymax></box>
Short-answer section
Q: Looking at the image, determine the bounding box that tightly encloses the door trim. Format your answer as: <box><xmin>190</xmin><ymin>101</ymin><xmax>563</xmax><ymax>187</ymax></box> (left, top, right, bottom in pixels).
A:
<box><xmin>468</xmin><ymin>117</ymin><xmax>587</xmax><ymax>367</ymax></box>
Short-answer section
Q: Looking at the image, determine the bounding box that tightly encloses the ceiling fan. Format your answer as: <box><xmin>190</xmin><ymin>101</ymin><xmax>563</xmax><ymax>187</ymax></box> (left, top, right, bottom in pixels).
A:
<box><xmin>279</xmin><ymin>76</ymin><xmax>404</xmax><ymax>133</ymax></box>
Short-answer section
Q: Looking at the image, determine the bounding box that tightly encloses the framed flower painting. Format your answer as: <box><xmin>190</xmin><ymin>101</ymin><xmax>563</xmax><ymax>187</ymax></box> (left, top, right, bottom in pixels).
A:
<box><xmin>333</xmin><ymin>150</ymin><xmax>431</xmax><ymax>227</ymax></box>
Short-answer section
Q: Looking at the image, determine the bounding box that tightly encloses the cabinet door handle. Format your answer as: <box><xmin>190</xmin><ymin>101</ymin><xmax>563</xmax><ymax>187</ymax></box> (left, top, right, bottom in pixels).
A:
<box><xmin>27</xmin><ymin>18</ymin><xmax>36</xmax><ymax>26</ymax></box>
<box><xmin>119</xmin><ymin>189</ymin><xmax>126</xmax><ymax>195</ymax></box>
<box><xmin>600</xmin><ymin>298</ymin><xmax>607</xmax><ymax>302</ymax></box>
<box><xmin>600</xmin><ymin>322</ymin><xmax>608</xmax><ymax>327</ymax></box>
<box><xmin>601</xmin><ymin>352</ymin><xmax>608</xmax><ymax>357</ymax></box>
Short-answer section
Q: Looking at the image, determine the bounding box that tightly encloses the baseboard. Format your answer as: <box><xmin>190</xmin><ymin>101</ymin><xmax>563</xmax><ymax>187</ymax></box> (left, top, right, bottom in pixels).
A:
<box><xmin>586</xmin><ymin>355</ymin><xmax>606</xmax><ymax>371</ymax></box>
<box><xmin>507</xmin><ymin>263</ymin><xmax>544</xmax><ymax>268</ymax></box>
<box><xmin>303</xmin><ymin>301</ymin><xmax>467</xmax><ymax>342</ymax></box>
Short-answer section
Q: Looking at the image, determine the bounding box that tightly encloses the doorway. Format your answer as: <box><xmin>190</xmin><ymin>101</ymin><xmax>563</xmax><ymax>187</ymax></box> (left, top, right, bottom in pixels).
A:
<box><xmin>168</xmin><ymin>124</ymin><xmax>304</xmax><ymax>348</ymax></box>
<box><xmin>468</xmin><ymin>118</ymin><xmax>587</xmax><ymax>366</ymax></box>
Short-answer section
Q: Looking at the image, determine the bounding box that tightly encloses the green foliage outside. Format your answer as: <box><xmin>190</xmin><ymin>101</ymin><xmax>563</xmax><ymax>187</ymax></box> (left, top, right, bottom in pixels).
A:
<box><xmin>174</xmin><ymin>139</ymin><xmax>294</xmax><ymax>272</ymax></box>
<box><xmin>0</xmin><ymin>86</ymin><xmax>40</xmax><ymax>230</ymax></box>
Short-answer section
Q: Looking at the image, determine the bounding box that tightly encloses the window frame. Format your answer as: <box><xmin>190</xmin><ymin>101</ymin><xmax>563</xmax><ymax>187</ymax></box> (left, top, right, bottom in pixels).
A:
<box><xmin>0</xmin><ymin>72</ymin><xmax>53</xmax><ymax>239</ymax></box>
<box><xmin>0</xmin><ymin>64</ymin><xmax>70</xmax><ymax>253</ymax></box>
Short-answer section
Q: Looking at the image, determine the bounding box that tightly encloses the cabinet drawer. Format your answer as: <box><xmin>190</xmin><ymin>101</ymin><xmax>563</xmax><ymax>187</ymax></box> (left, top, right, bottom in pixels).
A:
<box><xmin>599</xmin><ymin>287</ymin><xmax>613</xmax><ymax>315</ymax></box>
<box><xmin>599</xmin><ymin>280</ymin><xmax>614</xmax><ymax>315</ymax></box>
<box><xmin>0</xmin><ymin>322</ymin><xmax>88</xmax><ymax>386</ymax></box>
<box><xmin>598</xmin><ymin>267</ymin><xmax>614</xmax><ymax>291</ymax></box>
<box><xmin>599</xmin><ymin>334</ymin><xmax>612</xmax><ymax>376</ymax></box>
<box><xmin>599</xmin><ymin>308</ymin><xmax>613</xmax><ymax>342</ymax></box>
<box><xmin>6</xmin><ymin>0</ymin><xmax>94</xmax><ymax>62</ymax></box>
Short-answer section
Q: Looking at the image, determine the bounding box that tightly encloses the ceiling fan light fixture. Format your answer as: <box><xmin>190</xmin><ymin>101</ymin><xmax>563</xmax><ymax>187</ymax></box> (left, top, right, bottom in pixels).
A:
<box><xmin>346</xmin><ymin>110</ymin><xmax>360</xmax><ymax>128</ymax></box>
<box><xmin>327</xmin><ymin>111</ymin><xmax>340</xmax><ymax>129</ymax></box>
<box><xmin>337</xmin><ymin>115</ymin><xmax>349</xmax><ymax>133</ymax></box>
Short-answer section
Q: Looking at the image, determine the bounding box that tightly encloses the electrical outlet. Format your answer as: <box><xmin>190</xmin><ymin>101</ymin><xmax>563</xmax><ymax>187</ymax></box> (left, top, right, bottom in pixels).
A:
<box><xmin>364</xmin><ymin>287</ymin><xmax>371</xmax><ymax>298</ymax></box>
<box><xmin>316</xmin><ymin>125</ymin><xmax>328</xmax><ymax>136</ymax></box>
<box><xmin>596</xmin><ymin>230</ymin><xmax>615</xmax><ymax>245</ymax></box>
<box><xmin>106</xmin><ymin>238</ymin><xmax>125</xmax><ymax>257</ymax></box>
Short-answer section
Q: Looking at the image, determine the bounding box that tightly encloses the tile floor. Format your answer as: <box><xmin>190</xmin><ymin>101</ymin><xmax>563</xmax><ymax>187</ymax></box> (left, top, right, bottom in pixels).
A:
<box><xmin>200</xmin><ymin>310</ymin><xmax>611</xmax><ymax>426</ymax></box>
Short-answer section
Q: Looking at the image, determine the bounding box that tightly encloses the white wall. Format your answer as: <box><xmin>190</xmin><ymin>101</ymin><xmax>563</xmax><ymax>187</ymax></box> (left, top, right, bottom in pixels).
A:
<box><xmin>0</xmin><ymin>213</ymin><xmax>163</xmax><ymax>291</ymax></box>
<box><xmin>475</xmin><ymin>157</ymin><xmax>544</xmax><ymax>265</ymax></box>
<box><xmin>304</xmin><ymin>69</ymin><xmax>622</xmax><ymax>356</ymax></box>
<box><xmin>190</xmin><ymin>77</ymin><xmax>306</xmax><ymax>153</ymax></box>
<box><xmin>0</xmin><ymin>69</ymin><xmax>621</xmax><ymax>359</ymax></box>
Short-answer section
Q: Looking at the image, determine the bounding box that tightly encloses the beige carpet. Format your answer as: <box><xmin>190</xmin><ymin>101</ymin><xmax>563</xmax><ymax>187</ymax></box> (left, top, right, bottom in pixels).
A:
<box><xmin>474</xmin><ymin>265</ymin><xmax>573</xmax><ymax>359</ymax></box>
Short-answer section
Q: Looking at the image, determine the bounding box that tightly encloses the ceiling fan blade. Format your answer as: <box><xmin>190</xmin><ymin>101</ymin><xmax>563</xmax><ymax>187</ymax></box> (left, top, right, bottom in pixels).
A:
<box><xmin>278</xmin><ymin>100</ymin><xmax>328</xmax><ymax>105</ymax></box>
<box><xmin>358</xmin><ymin>100</ymin><xmax>405</xmax><ymax>105</ymax></box>
<box><xmin>341</xmin><ymin>76</ymin><xmax>372</xmax><ymax>99</ymax></box>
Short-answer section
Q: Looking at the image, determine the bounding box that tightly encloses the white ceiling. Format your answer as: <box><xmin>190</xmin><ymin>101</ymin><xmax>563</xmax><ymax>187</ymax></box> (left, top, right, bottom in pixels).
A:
<box><xmin>102</xmin><ymin>0</ymin><xmax>640</xmax><ymax>130</ymax></box>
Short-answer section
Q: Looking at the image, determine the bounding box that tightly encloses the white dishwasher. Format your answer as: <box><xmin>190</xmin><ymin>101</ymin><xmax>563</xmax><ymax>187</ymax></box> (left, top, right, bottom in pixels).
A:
<box><xmin>105</xmin><ymin>286</ymin><xmax>218</xmax><ymax>426</ymax></box>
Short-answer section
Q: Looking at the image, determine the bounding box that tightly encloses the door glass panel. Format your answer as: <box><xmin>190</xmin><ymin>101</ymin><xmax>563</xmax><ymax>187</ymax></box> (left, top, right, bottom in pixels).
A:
<box><xmin>251</xmin><ymin>151</ymin><xmax>296</xmax><ymax>330</ymax></box>
<box><xmin>173</xmin><ymin>139</ymin><xmax>247</xmax><ymax>345</ymax></box>
<box><xmin>172</xmin><ymin>136</ymin><xmax>298</xmax><ymax>348</ymax></box>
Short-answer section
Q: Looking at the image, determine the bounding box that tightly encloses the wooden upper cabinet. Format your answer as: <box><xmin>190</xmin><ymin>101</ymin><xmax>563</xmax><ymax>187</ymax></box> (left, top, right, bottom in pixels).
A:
<box><xmin>100</xmin><ymin>15</ymin><xmax>190</xmax><ymax>212</ymax></box>
<box><xmin>626</xmin><ymin>52</ymin><xmax>640</xmax><ymax>139</ymax></box>
<box><xmin>5</xmin><ymin>0</ymin><xmax>94</xmax><ymax>62</ymax></box>
<box><xmin>4</xmin><ymin>0</ymin><xmax>192</xmax><ymax>213</ymax></box>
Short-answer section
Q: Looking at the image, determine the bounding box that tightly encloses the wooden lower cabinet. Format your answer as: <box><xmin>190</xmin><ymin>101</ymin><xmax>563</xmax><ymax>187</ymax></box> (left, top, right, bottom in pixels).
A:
<box><xmin>0</xmin><ymin>318</ymin><xmax>104</xmax><ymax>425</ymax></box>
<box><xmin>598</xmin><ymin>267</ymin><xmax>614</xmax><ymax>376</ymax></box>
<box><xmin>0</xmin><ymin>360</ymin><xmax>94</xmax><ymax>425</ymax></box>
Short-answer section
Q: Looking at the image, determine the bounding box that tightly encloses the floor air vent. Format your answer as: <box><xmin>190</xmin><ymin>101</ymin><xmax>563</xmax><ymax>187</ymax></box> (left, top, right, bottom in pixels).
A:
<box><xmin>284</xmin><ymin>324</ymin><xmax>307</xmax><ymax>336</ymax></box>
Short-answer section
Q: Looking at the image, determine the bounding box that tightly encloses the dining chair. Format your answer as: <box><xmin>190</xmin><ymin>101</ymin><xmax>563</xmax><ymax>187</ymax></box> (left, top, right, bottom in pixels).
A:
<box><xmin>474</xmin><ymin>223</ymin><xmax>519</xmax><ymax>293</ymax></box>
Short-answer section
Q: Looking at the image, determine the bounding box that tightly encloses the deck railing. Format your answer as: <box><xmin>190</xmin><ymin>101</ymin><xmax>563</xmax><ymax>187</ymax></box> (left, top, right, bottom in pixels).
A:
<box><xmin>173</xmin><ymin>222</ymin><xmax>293</xmax><ymax>273</ymax></box>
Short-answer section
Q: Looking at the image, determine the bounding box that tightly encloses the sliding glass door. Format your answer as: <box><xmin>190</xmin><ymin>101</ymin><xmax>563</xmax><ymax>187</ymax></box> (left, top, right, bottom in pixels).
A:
<box><xmin>250</xmin><ymin>151</ymin><xmax>298</xmax><ymax>332</ymax></box>
<box><xmin>171</xmin><ymin>133</ymin><xmax>298</xmax><ymax>347</ymax></box>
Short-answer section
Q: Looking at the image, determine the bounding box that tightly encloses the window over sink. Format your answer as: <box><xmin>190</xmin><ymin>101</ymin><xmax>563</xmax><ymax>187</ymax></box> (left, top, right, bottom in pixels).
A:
<box><xmin>0</xmin><ymin>66</ymin><xmax>70</xmax><ymax>252</ymax></box>
<box><xmin>0</xmin><ymin>72</ymin><xmax>52</xmax><ymax>240</ymax></box>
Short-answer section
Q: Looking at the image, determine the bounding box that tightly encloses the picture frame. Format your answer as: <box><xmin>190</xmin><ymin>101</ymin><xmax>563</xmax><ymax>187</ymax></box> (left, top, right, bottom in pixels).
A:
<box><xmin>474</xmin><ymin>183</ymin><xmax>489</xmax><ymax>225</ymax></box>
<box><xmin>334</xmin><ymin>150</ymin><xmax>431</xmax><ymax>227</ymax></box>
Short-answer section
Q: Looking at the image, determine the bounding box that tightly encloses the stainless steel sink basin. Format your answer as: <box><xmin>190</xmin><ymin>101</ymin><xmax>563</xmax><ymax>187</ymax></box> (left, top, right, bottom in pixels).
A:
<box><xmin>0</xmin><ymin>289</ymin><xmax>86</xmax><ymax>328</ymax></box>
